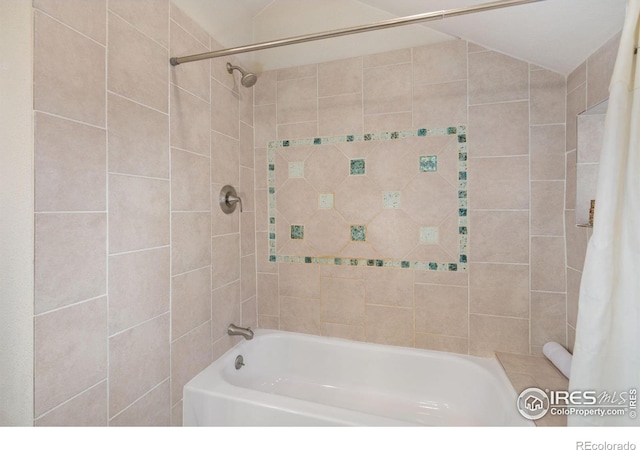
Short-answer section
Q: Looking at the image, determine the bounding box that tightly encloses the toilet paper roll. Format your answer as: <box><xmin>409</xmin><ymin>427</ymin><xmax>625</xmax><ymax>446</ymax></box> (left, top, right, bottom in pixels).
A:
<box><xmin>543</xmin><ymin>341</ymin><xmax>572</xmax><ymax>379</ymax></box>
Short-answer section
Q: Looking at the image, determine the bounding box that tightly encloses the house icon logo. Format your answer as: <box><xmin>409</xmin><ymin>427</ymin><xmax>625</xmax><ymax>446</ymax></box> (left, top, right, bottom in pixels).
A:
<box><xmin>517</xmin><ymin>388</ymin><xmax>550</xmax><ymax>420</ymax></box>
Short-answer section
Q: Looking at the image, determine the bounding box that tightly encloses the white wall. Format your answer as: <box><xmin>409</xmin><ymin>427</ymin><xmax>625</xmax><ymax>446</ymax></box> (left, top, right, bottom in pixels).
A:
<box><xmin>0</xmin><ymin>0</ymin><xmax>34</xmax><ymax>426</ymax></box>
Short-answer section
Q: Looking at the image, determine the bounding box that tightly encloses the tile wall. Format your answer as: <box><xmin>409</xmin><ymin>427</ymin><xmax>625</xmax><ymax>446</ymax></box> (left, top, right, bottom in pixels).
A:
<box><xmin>32</xmin><ymin>0</ymin><xmax>255</xmax><ymax>426</ymax></box>
<box><xmin>255</xmin><ymin>40</ymin><xmax>568</xmax><ymax>357</ymax></box>
<box><xmin>565</xmin><ymin>33</ymin><xmax>620</xmax><ymax>351</ymax></box>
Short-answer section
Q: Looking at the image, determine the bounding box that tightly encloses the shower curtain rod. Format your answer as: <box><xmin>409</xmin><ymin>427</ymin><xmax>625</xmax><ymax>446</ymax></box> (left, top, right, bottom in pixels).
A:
<box><xmin>170</xmin><ymin>0</ymin><xmax>545</xmax><ymax>66</ymax></box>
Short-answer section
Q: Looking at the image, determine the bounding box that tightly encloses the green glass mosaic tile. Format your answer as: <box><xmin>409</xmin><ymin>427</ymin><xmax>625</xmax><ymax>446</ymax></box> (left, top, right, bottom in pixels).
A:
<box><xmin>420</xmin><ymin>155</ymin><xmax>438</xmax><ymax>172</ymax></box>
<box><xmin>350</xmin><ymin>225</ymin><xmax>366</xmax><ymax>242</ymax></box>
<box><xmin>291</xmin><ymin>225</ymin><xmax>304</xmax><ymax>240</ymax></box>
<box><xmin>350</xmin><ymin>159</ymin><xmax>366</xmax><ymax>175</ymax></box>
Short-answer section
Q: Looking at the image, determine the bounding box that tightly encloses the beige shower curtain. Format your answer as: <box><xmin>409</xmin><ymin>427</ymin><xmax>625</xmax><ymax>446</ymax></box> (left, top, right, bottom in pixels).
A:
<box><xmin>568</xmin><ymin>0</ymin><xmax>640</xmax><ymax>427</ymax></box>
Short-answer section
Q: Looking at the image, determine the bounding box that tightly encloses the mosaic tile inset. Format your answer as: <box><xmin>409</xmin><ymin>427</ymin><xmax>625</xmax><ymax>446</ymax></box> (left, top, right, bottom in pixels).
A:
<box><xmin>267</xmin><ymin>125</ymin><xmax>469</xmax><ymax>272</ymax></box>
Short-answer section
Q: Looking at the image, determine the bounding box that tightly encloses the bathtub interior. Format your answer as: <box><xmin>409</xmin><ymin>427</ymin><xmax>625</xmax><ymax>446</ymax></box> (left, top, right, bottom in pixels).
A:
<box><xmin>185</xmin><ymin>330</ymin><xmax>532</xmax><ymax>426</ymax></box>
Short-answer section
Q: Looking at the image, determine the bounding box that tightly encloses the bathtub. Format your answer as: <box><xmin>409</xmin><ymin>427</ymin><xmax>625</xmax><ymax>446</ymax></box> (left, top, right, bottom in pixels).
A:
<box><xmin>183</xmin><ymin>329</ymin><xmax>532</xmax><ymax>426</ymax></box>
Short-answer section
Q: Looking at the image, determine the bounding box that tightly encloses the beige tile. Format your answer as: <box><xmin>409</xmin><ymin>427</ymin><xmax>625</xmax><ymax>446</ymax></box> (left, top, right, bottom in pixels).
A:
<box><xmin>240</xmin><ymin>122</ymin><xmax>254</xmax><ymax>169</ymax></box>
<box><xmin>468</xmin><ymin>51</ymin><xmax>528</xmax><ymax>105</ymax></box>
<box><xmin>412</xmin><ymin>81</ymin><xmax>467</xmax><ymax>129</ymax></box>
<box><xmin>35</xmin><ymin>113</ymin><xmax>106</xmax><ymax>212</ymax></box>
<box><xmin>258</xmin><ymin>273</ymin><xmax>279</xmax><ymax>316</ymax></box>
<box><xmin>110</xmin><ymin>380</ymin><xmax>170</xmax><ymax>426</ymax></box>
<box><xmin>255</xmin><ymin>70</ymin><xmax>277</xmax><ymax>106</ymax></box>
<box><xmin>363</xmin><ymin>48</ymin><xmax>411</xmax><ymax>68</ymax></box>
<box><xmin>530</xmin><ymin>69</ymin><xmax>566</xmax><ymax>125</ymax></box>
<box><xmin>211</xmin><ymin>280</ymin><xmax>241</xmax><ymax>341</ymax></box>
<box><xmin>279</xmin><ymin>262</ymin><xmax>320</xmax><ymax>299</ymax></box>
<box><xmin>363</xmin><ymin>268</ymin><xmax>413</xmax><ymax>307</ymax></box>
<box><xmin>108</xmin><ymin>0</ymin><xmax>168</xmax><ymax>48</ymax></box>
<box><xmin>171</xmin><ymin>148</ymin><xmax>210</xmax><ymax>212</ymax></box>
<box><xmin>278</xmin><ymin>64</ymin><xmax>317</xmax><ymax>81</ymax></box>
<box><xmin>397</xmin><ymin>175</ymin><xmax>455</xmax><ymax>225</ymax></box>
<box><xmin>468</xmin><ymin>156</ymin><xmax>529</xmax><ymax>210</ymax></box>
<box><xmin>467</xmin><ymin>42</ymin><xmax>488</xmax><ymax>53</ymax></box>
<box><xmin>242</xmin><ymin>296</ymin><xmax>258</xmax><ymax>329</ymax></box>
<box><xmin>319</xmin><ymin>94</ymin><xmax>364</xmax><ymax>136</ymax></box>
<box><xmin>318</xmin><ymin>57</ymin><xmax>362</xmax><ymax>97</ymax></box>
<box><xmin>172</xmin><ymin>212</ymin><xmax>211</xmax><ymax>275</ymax></box>
<box><xmin>364</xmin><ymin>63</ymin><xmax>412</xmax><ymax>115</ymax></box>
<box><xmin>320</xmin><ymin>277</ymin><xmax>365</xmax><ymax>325</ymax></box>
<box><xmin>258</xmin><ymin>315</ymin><xmax>280</xmax><ymax>330</ymax></box>
<box><xmin>415</xmin><ymin>333</ymin><xmax>468</xmax><ymax>355</ymax></box>
<box><xmin>109</xmin><ymin>313</ymin><xmax>169</xmax><ymax>417</ymax></box>
<box><xmin>276</xmin><ymin>179</ymin><xmax>318</xmax><ymax>224</ymax></box>
<box><xmin>109</xmin><ymin>174</ymin><xmax>169</xmax><ymax>254</ymax></box>
<box><xmin>365</xmin><ymin>305</ymin><xmax>413</xmax><ymax>347</ymax></box>
<box><xmin>567</xmin><ymin>62</ymin><xmax>586</xmax><ymax>94</ymax></box>
<box><xmin>35</xmin><ymin>213</ymin><xmax>106</xmax><ymax>314</ymax></box>
<box><xmin>566</xmin><ymin>83</ymin><xmax>586</xmax><ymax>151</ymax></box>
<box><xmin>34</xmin><ymin>0</ymin><xmax>106</xmax><ymax>44</ymax></box>
<box><xmin>496</xmin><ymin>352</ymin><xmax>566</xmax><ymax>380</ymax></box>
<box><xmin>469</xmin><ymin>210</ymin><xmax>529</xmax><ymax>264</ymax></box>
<box><xmin>531</xmin><ymin>125</ymin><xmax>565</xmax><ymax>181</ymax></box>
<box><xmin>304</xmin><ymin>145</ymin><xmax>349</xmax><ymax>192</ymax></box>
<box><xmin>241</xmin><ymin>211</ymin><xmax>256</xmax><ymax>256</ymax></box>
<box><xmin>171</xmin><ymin>84</ymin><xmax>210</xmax><ymax>156</ymax></box>
<box><xmin>565</xmin><ymin>150</ymin><xmax>577</xmax><ymax>210</ymax></box>
<box><xmin>565</xmin><ymin>210</ymin><xmax>588</xmax><ymax>271</ymax></box>
<box><xmin>277</xmin><ymin>76</ymin><xmax>318</xmax><ymax>124</ymax></box>
<box><xmin>211</xmin><ymin>131</ymin><xmax>239</xmax><ymax>186</ymax></box>
<box><xmin>567</xmin><ymin>324</ymin><xmax>576</xmax><ymax>353</ymax></box>
<box><xmin>586</xmin><ymin>33</ymin><xmax>620</xmax><ymax>109</ymax></box>
<box><xmin>255</xmin><ymin>104</ymin><xmax>277</xmax><ymax>148</ymax></box>
<box><xmin>567</xmin><ymin>268</ymin><xmax>582</xmax><ymax>328</ymax></box>
<box><xmin>212</xmin><ymin>182</ymin><xmax>240</xmax><ymax>236</ymax></box>
<box><xmin>469</xmin><ymin>314</ymin><xmax>529</xmax><ymax>356</ymax></box>
<box><xmin>415</xmin><ymin>284</ymin><xmax>468</xmax><ymax>337</ymax></box>
<box><xmin>364</xmin><ymin>112</ymin><xmax>413</xmax><ymax>133</ymax></box>
<box><xmin>239</xmin><ymin>79</ymin><xmax>255</xmax><ymax>127</ymax></box>
<box><xmin>577</xmin><ymin>114</ymin><xmax>605</xmax><ymax>163</ymax></box>
<box><xmin>240</xmin><ymin>166</ymin><xmax>255</xmax><ymax>212</ymax></box>
<box><xmin>321</xmin><ymin>323</ymin><xmax>365</xmax><ymax>341</ymax></box>
<box><xmin>504</xmin><ymin>372</ymin><xmax>537</xmax><ymax>394</ymax></box>
<box><xmin>170</xmin><ymin>3</ymin><xmax>209</xmax><ymax>49</ymax></box>
<box><xmin>277</xmin><ymin>122</ymin><xmax>318</xmax><ymax>140</ymax></box>
<box><xmin>210</xmin><ymin>51</ymin><xmax>235</xmax><ymax>91</ymax></box>
<box><xmin>34</xmin><ymin>11</ymin><xmax>105</xmax><ymax>126</ymax></box>
<box><xmin>469</xmin><ymin>263</ymin><xmax>529</xmax><ymax>318</ymax></box>
<box><xmin>35</xmin><ymin>381</ymin><xmax>107</xmax><ymax>426</ymax></box>
<box><xmin>367</xmin><ymin>210</ymin><xmax>420</xmax><ymax>260</ymax></box>
<box><xmin>108</xmin><ymin>13</ymin><xmax>168</xmax><ymax>112</ymax></box>
<box><xmin>35</xmin><ymin>297</ymin><xmax>107</xmax><ymax>417</ymax></box>
<box><xmin>414</xmin><ymin>270</ymin><xmax>468</xmax><ymax>286</ymax></box>
<box><xmin>211</xmin><ymin>233</ymin><xmax>240</xmax><ymax>289</ymax></box>
<box><xmin>468</xmin><ymin>101</ymin><xmax>529</xmax><ymax>156</ymax></box>
<box><xmin>172</xmin><ymin>267</ymin><xmax>211</xmax><ymax>340</ymax></box>
<box><xmin>280</xmin><ymin>297</ymin><xmax>320</xmax><ymax>335</ymax></box>
<box><xmin>171</xmin><ymin>322</ymin><xmax>212</xmax><ymax>404</ymax></box>
<box><xmin>413</xmin><ymin>40</ymin><xmax>467</xmax><ymax>85</ymax></box>
<box><xmin>531</xmin><ymin>292</ymin><xmax>566</xmax><ymax>347</ymax></box>
<box><xmin>531</xmin><ymin>181</ymin><xmax>565</xmax><ymax>236</ymax></box>
<box><xmin>109</xmin><ymin>247</ymin><xmax>170</xmax><ymax>335</ymax></box>
<box><xmin>171</xmin><ymin>401</ymin><xmax>183</xmax><ymax>426</ymax></box>
<box><xmin>255</xmin><ymin>150</ymin><xmax>268</xmax><ymax>190</ymax></box>
<box><xmin>256</xmin><ymin>232</ymin><xmax>278</xmax><ymax>274</ymax></box>
<box><xmin>170</xmin><ymin>20</ymin><xmax>209</xmax><ymax>102</ymax></box>
<box><xmin>241</xmin><ymin>254</ymin><xmax>257</xmax><ymax>301</ymax></box>
<box><xmin>531</xmin><ymin>237</ymin><xmax>566</xmax><ymax>292</ymax></box>
<box><xmin>211</xmin><ymin>79</ymin><xmax>239</xmax><ymax>138</ymax></box>
<box><xmin>108</xmin><ymin>93</ymin><xmax>169</xmax><ymax>179</ymax></box>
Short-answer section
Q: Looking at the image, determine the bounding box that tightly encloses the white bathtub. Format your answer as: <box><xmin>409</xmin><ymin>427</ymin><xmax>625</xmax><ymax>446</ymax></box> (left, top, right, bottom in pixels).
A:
<box><xmin>183</xmin><ymin>329</ymin><xmax>532</xmax><ymax>426</ymax></box>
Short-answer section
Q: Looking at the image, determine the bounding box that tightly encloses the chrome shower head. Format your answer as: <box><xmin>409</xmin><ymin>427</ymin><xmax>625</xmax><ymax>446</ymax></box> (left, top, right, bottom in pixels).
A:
<box><xmin>226</xmin><ymin>62</ymin><xmax>257</xmax><ymax>88</ymax></box>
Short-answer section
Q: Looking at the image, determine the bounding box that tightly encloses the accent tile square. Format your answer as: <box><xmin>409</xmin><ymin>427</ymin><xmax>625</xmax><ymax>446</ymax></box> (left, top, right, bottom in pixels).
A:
<box><xmin>420</xmin><ymin>155</ymin><xmax>438</xmax><ymax>172</ymax></box>
<box><xmin>288</xmin><ymin>161</ymin><xmax>304</xmax><ymax>178</ymax></box>
<box><xmin>350</xmin><ymin>225</ymin><xmax>366</xmax><ymax>242</ymax></box>
<box><xmin>383</xmin><ymin>191</ymin><xmax>401</xmax><ymax>208</ymax></box>
<box><xmin>350</xmin><ymin>159</ymin><xmax>366</xmax><ymax>175</ymax></box>
<box><xmin>290</xmin><ymin>225</ymin><xmax>304</xmax><ymax>240</ymax></box>
<box><xmin>420</xmin><ymin>226</ymin><xmax>439</xmax><ymax>244</ymax></box>
<box><xmin>318</xmin><ymin>193</ymin><xmax>334</xmax><ymax>209</ymax></box>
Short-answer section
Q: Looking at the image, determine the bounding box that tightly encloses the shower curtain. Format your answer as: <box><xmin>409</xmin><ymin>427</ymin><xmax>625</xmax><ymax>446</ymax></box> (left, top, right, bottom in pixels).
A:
<box><xmin>568</xmin><ymin>0</ymin><xmax>640</xmax><ymax>427</ymax></box>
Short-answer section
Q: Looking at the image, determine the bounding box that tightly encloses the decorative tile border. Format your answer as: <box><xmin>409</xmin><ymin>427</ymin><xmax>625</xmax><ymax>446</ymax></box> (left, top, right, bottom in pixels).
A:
<box><xmin>267</xmin><ymin>125</ymin><xmax>468</xmax><ymax>272</ymax></box>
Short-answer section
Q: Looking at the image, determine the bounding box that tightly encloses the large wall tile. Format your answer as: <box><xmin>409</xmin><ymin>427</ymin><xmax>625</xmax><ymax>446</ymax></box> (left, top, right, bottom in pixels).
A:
<box><xmin>469</xmin><ymin>314</ymin><xmax>529</xmax><ymax>357</ymax></box>
<box><xmin>35</xmin><ymin>382</ymin><xmax>107</xmax><ymax>426</ymax></box>
<box><xmin>211</xmin><ymin>79</ymin><xmax>239</xmax><ymax>138</ymax></box>
<box><xmin>365</xmin><ymin>305</ymin><xmax>413</xmax><ymax>347</ymax></box>
<box><xmin>530</xmin><ymin>69</ymin><xmax>566</xmax><ymax>125</ymax></box>
<box><xmin>468</xmin><ymin>101</ymin><xmax>529</xmax><ymax>156</ymax></box>
<box><xmin>34</xmin><ymin>0</ymin><xmax>106</xmax><ymax>44</ymax></box>
<box><xmin>531</xmin><ymin>237</ymin><xmax>566</xmax><ymax>292</ymax></box>
<box><xmin>363</xmin><ymin>63</ymin><xmax>412</xmax><ymax>115</ymax></box>
<box><xmin>321</xmin><ymin>277</ymin><xmax>365</xmax><ymax>325</ymax></box>
<box><xmin>108</xmin><ymin>0</ymin><xmax>168</xmax><ymax>48</ymax></box>
<box><xmin>278</xmin><ymin>262</ymin><xmax>320</xmax><ymax>299</ymax></box>
<box><xmin>108</xmin><ymin>13</ymin><xmax>168</xmax><ymax>113</ymax></box>
<box><xmin>280</xmin><ymin>297</ymin><xmax>320</xmax><ymax>335</ymax></box>
<box><xmin>109</xmin><ymin>380</ymin><xmax>170</xmax><ymax>427</ymax></box>
<box><xmin>412</xmin><ymin>81</ymin><xmax>467</xmax><ymax>128</ymax></box>
<box><xmin>172</xmin><ymin>212</ymin><xmax>211</xmax><ymax>275</ymax></box>
<box><xmin>171</xmin><ymin>148</ymin><xmax>210</xmax><ymax>212</ymax></box>
<box><xmin>35</xmin><ymin>297</ymin><xmax>107</xmax><ymax>417</ymax></box>
<box><xmin>108</xmin><ymin>93</ymin><xmax>169</xmax><ymax>179</ymax></box>
<box><xmin>318</xmin><ymin>57</ymin><xmax>362</xmax><ymax>97</ymax></box>
<box><xmin>319</xmin><ymin>93</ymin><xmax>363</xmax><ymax>136</ymax></box>
<box><xmin>413</xmin><ymin>40</ymin><xmax>467</xmax><ymax>85</ymax></box>
<box><xmin>241</xmin><ymin>255</ymin><xmax>257</xmax><ymax>301</ymax></box>
<box><xmin>109</xmin><ymin>313</ymin><xmax>170</xmax><ymax>417</ymax></box>
<box><xmin>109</xmin><ymin>247</ymin><xmax>170</xmax><ymax>335</ymax></box>
<box><xmin>211</xmin><ymin>281</ymin><xmax>241</xmax><ymax>341</ymax></box>
<box><xmin>277</xmin><ymin>76</ymin><xmax>318</xmax><ymax>124</ymax></box>
<box><xmin>530</xmin><ymin>125</ymin><xmax>565</xmax><ymax>181</ymax></box>
<box><xmin>211</xmin><ymin>233</ymin><xmax>241</xmax><ymax>288</ymax></box>
<box><xmin>170</xmin><ymin>322</ymin><xmax>212</xmax><ymax>406</ymax></box>
<box><xmin>170</xmin><ymin>20</ymin><xmax>210</xmax><ymax>102</ymax></box>
<box><xmin>211</xmin><ymin>131</ymin><xmax>239</xmax><ymax>186</ymax></box>
<box><xmin>35</xmin><ymin>213</ymin><xmax>106</xmax><ymax>314</ymax></box>
<box><xmin>469</xmin><ymin>210</ymin><xmax>529</xmax><ymax>264</ymax></box>
<box><xmin>531</xmin><ymin>181</ymin><xmax>565</xmax><ymax>236</ymax></box>
<box><xmin>109</xmin><ymin>175</ymin><xmax>170</xmax><ymax>254</ymax></box>
<box><xmin>468</xmin><ymin>156</ymin><xmax>529</xmax><ymax>210</ymax></box>
<box><xmin>586</xmin><ymin>33</ymin><xmax>620</xmax><ymax>109</ymax></box>
<box><xmin>469</xmin><ymin>51</ymin><xmax>528</xmax><ymax>105</ymax></box>
<box><xmin>469</xmin><ymin>263</ymin><xmax>529</xmax><ymax>318</ymax></box>
<box><xmin>171</xmin><ymin>84</ymin><xmax>211</xmax><ymax>156</ymax></box>
<box><xmin>531</xmin><ymin>292</ymin><xmax>566</xmax><ymax>347</ymax></box>
<box><xmin>257</xmin><ymin>273</ymin><xmax>279</xmax><ymax>316</ymax></box>
<box><xmin>34</xmin><ymin>11</ymin><xmax>105</xmax><ymax>126</ymax></box>
<box><xmin>363</xmin><ymin>268</ymin><xmax>413</xmax><ymax>307</ymax></box>
<box><xmin>415</xmin><ymin>333</ymin><xmax>468</xmax><ymax>355</ymax></box>
<box><xmin>35</xmin><ymin>113</ymin><xmax>106</xmax><ymax>212</ymax></box>
<box><xmin>415</xmin><ymin>284</ymin><xmax>468</xmax><ymax>337</ymax></box>
<box><xmin>172</xmin><ymin>267</ymin><xmax>211</xmax><ymax>340</ymax></box>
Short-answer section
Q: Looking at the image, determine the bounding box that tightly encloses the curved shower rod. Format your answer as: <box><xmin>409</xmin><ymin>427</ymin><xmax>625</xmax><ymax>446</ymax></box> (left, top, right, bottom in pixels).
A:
<box><xmin>170</xmin><ymin>0</ymin><xmax>546</xmax><ymax>66</ymax></box>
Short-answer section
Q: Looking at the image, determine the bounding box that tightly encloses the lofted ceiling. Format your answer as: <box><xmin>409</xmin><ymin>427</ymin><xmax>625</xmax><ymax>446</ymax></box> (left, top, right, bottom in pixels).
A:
<box><xmin>172</xmin><ymin>0</ymin><xmax>627</xmax><ymax>75</ymax></box>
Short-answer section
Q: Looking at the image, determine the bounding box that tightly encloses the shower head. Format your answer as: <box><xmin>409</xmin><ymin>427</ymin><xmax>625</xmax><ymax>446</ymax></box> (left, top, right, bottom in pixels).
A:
<box><xmin>226</xmin><ymin>62</ymin><xmax>257</xmax><ymax>88</ymax></box>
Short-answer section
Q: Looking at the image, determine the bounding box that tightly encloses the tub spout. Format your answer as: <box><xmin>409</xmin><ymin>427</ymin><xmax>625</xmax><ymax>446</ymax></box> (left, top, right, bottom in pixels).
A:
<box><xmin>228</xmin><ymin>323</ymin><xmax>254</xmax><ymax>340</ymax></box>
